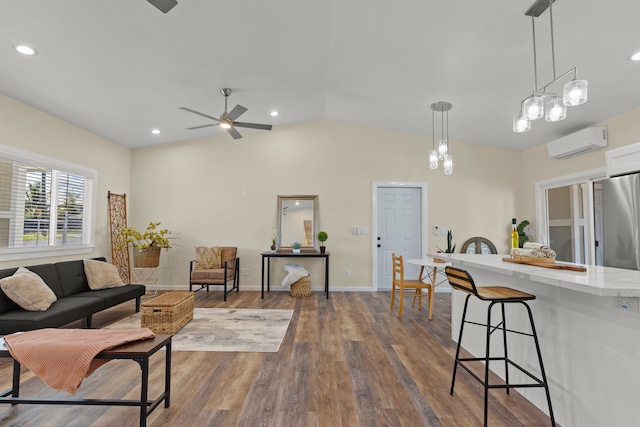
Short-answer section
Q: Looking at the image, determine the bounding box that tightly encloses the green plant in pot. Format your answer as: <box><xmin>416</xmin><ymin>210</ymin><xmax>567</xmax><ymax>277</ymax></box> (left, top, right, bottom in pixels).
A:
<box><xmin>437</xmin><ymin>230</ymin><xmax>457</xmax><ymax>254</ymax></box>
<box><xmin>517</xmin><ymin>220</ymin><xmax>530</xmax><ymax>248</ymax></box>
<box><xmin>119</xmin><ymin>221</ymin><xmax>172</xmax><ymax>268</ymax></box>
<box><xmin>271</xmin><ymin>227</ymin><xmax>278</xmax><ymax>251</ymax></box>
<box><xmin>292</xmin><ymin>241</ymin><xmax>302</xmax><ymax>254</ymax></box>
<box><xmin>317</xmin><ymin>231</ymin><xmax>328</xmax><ymax>253</ymax></box>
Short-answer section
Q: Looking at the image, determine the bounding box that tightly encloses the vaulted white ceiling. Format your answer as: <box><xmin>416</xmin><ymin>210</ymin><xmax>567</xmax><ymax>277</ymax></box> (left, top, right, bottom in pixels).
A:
<box><xmin>1</xmin><ymin>0</ymin><xmax>639</xmax><ymax>149</ymax></box>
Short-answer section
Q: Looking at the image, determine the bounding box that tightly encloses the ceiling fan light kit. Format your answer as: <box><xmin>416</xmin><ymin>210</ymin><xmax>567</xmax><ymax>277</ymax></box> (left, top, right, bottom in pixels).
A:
<box><xmin>180</xmin><ymin>88</ymin><xmax>273</xmax><ymax>139</ymax></box>
<box><xmin>147</xmin><ymin>0</ymin><xmax>178</xmax><ymax>13</ymax></box>
<box><xmin>513</xmin><ymin>0</ymin><xmax>588</xmax><ymax>133</ymax></box>
<box><xmin>430</xmin><ymin>101</ymin><xmax>453</xmax><ymax>175</ymax></box>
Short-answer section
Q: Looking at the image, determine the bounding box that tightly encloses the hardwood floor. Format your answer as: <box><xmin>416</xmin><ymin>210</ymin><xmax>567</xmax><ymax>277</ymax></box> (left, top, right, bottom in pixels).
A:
<box><xmin>0</xmin><ymin>290</ymin><xmax>555</xmax><ymax>426</ymax></box>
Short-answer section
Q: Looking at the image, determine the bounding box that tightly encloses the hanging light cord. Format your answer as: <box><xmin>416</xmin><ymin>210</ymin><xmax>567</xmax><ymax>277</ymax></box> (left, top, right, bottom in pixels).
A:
<box><xmin>441</xmin><ymin>105</ymin><xmax>444</xmax><ymax>141</ymax></box>
<box><xmin>446</xmin><ymin>108</ymin><xmax>449</xmax><ymax>152</ymax></box>
<box><xmin>432</xmin><ymin>109</ymin><xmax>435</xmax><ymax>150</ymax></box>
<box><xmin>549</xmin><ymin>0</ymin><xmax>556</xmax><ymax>80</ymax></box>
<box><xmin>531</xmin><ymin>16</ymin><xmax>538</xmax><ymax>92</ymax></box>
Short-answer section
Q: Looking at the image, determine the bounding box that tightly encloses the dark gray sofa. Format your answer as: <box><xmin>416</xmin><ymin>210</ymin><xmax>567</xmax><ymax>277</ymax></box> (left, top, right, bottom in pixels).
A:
<box><xmin>0</xmin><ymin>257</ymin><xmax>145</xmax><ymax>335</ymax></box>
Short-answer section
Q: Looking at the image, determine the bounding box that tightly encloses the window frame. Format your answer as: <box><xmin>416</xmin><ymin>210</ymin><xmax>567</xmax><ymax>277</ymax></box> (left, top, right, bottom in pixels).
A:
<box><xmin>535</xmin><ymin>167</ymin><xmax>605</xmax><ymax>266</ymax></box>
<box><xmin>0</xmin><ymin>144</ymin><xmax>97</xmax><ymax>261</ymax></box>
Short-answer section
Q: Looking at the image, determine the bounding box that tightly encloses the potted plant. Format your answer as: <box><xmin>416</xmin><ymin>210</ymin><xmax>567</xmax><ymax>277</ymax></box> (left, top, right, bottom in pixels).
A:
<box><xmin>119</xmin><ymin>221</ymin><xmax>172</xmax><ymax>268</ymax></box>
<box><xmin>437</xmin><ymin>230</ymin><xmax>456</xmax><ymax>254</ymax></box>
<box><xmin>271</xmin><ymin>227</ymin><xmax>278</xmax><ymax>251</ymax></box>
<box><xmin>517</xmin><ymin>220</ymin><xmax>530</xmax><ymax>248</ymax></box>
<box><xmin>291</xmin><ymin>241</ymin><xmax>302</xmax><ymax>254</ymax></box>
<box><xmin>317</xmin><ymin>231</ymin><xmax>328</xmax><ymax>253</ymax></box>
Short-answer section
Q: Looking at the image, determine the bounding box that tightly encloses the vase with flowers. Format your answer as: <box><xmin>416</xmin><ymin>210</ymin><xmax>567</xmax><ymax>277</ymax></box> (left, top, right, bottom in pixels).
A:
<box><xmin>119</xmin><ymin>221</ymin><xmax>172</xmax><ymax>268</ymax></box>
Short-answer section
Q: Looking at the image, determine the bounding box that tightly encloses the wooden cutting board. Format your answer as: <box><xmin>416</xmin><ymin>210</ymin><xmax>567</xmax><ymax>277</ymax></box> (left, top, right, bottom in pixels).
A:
<box><xmin>502</xmin><ymin>257</ymin><xmax>587</xmax><ymax>272</ymax></box>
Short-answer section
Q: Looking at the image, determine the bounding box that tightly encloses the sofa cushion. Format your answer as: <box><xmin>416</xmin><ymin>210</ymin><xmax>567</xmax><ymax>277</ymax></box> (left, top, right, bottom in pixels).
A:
<box><xmin>195</xmin><ymin>246</ymin><xmax>221</xmax><ymax>269</ymax></box>
<box><xmin>0</xmin><ymin>267</ymin><xmax>58</xmax><ymax>311</ymax></box>
<box><xmin>68</xmin><ymin>284</ymin><xmax>145</xmax><ymax>308</ymax></box>
<box><xmin>55</xmin><ymin>258</ymin><xmax>106</xmax><ymax>296</ymax></box>
<box><xmin>83</xmin><ymin>259</ymin><xmax>125</xmax><ymax>290</ymax></box>
<box><xmin>0</xmin><ymin>296</ymin><xmax>105</xmax><ymax>334</ymax></box>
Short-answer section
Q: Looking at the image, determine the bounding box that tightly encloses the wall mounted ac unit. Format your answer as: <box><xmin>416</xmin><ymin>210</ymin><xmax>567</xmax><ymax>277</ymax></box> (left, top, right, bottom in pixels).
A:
<box><xmin>546</xmin><ymin>127</ymin><xmax>608</xmax><ymax>160</ymax></box>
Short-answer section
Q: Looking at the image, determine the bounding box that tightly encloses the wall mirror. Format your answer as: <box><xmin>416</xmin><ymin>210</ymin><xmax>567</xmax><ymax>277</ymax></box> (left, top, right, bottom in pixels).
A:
<box><xmin>277</xmin><ymin>195</ymin><xmax>319</xmax><ymax>251</ymax></box>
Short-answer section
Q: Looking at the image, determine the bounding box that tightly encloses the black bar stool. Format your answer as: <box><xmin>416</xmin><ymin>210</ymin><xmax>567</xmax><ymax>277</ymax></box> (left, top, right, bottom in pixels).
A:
<box><xmin>445</xmin><ymin>266</ymin><xmax>555</xmax><ymax>427</ymax></box>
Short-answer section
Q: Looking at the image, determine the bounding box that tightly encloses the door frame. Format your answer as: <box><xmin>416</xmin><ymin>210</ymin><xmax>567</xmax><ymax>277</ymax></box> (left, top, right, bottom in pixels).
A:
<box><xmin>372</xmin><ymin>181</ymin><xmax>429</xmax><ymax>291</ymax></box>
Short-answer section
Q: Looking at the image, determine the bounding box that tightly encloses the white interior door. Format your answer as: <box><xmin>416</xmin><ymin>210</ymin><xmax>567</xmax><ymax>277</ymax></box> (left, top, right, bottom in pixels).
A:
<box><xmin>376</xmin><ymin>186</ymin><xmax>422</xmax><ymax>288</ymax></box>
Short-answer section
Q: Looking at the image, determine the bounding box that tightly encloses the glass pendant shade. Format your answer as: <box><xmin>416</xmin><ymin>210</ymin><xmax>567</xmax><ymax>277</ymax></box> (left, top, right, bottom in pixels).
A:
<box><xmin>443</xmin><ymin>154</ymin><xmax>453</xmax><ymax>175</ymax></box>
<box><xmin>513</xmin><ymin>112</ymin><xmax>531</xmax><ymax>133</ymax></box>
<box><xmin>563</xmin><ymin>79</ymin><xmax>588</xmax><ymax>106</ymax></box>
<box><xmin>429</xmin><ymin>149</ymin><xmax>439</xmax><ymax>169</ymax></box>
<box><xmin>545</xmin><ymin>98</ymin><xmax>567</xmax><ymax>122</ymax></box>
<box><xmin>523</xmin><ymin>96</ymin><xmax>544</xmax><ymax>120</ymax></box>
<box><xmin>438</xmin><ymin>139</ymin><xmax>448</xmax><ymax>160</ymax></box>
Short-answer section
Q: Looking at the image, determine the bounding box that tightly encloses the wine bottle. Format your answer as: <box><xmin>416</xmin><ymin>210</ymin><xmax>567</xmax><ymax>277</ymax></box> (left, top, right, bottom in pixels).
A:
<box><xmin>511</xmin><ymin>218</ymin><xmax>519</xmax><ymax>249</ymax></box>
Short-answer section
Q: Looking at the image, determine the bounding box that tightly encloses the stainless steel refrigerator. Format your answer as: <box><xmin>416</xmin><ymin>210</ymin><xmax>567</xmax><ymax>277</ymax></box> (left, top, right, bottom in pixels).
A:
<box><xmin>602</xmin><ymin>173</ymin><xmax>640</xmax><ymax>270</ymax></box>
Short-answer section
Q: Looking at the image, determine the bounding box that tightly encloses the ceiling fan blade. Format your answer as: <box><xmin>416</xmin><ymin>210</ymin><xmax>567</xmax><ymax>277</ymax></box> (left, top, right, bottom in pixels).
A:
<box><xmin>147</xmin><ymin>0</ymin><xmax>178</xmax><ymax>13</ymax></box>
<box><xmin>227</xmin><ymin>127</ymin><xmax>243</xmax><ymax>139</ymax></box>
<box><xmin>179</xmin><ymin>107</ymin><xmax>220</xmax><ymax>122</ymax></box>
<box><xmin>227</xmin><ymin>104</ymin><xmax>248</xmax><ymax>121</ymax></box>
<box><xmin>233</xmin><ymin>122</ymin><xmax>273</xmax><ymax>131</ymax></box>
<box><xmin>187</xmin><ymin>124</ymin><xmax>216</xmax><ymax>130</ymax></box>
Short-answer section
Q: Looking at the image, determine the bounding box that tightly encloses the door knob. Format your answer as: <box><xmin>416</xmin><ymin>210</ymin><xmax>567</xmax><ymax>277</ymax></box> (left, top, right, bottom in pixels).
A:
<box><xmin>377</xmin><ymin>236</ymin><xmax>381</xmax><ymax>240</ymax></box>
<box><xmin>377</xmin><ymin>244</ymin><xmax>381</xmax><ymax>248</ymax></box>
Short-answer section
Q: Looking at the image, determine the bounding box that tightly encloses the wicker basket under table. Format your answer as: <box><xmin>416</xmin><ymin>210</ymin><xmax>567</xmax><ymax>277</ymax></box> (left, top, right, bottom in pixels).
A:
<box><xmin>141</xmin><ymin>291</ymin><xmax>194</xmax><ymax>334</ymax></box>
<box><xmin>290</xmin><ymin>275</ymin><xmax>312</xmax><ymax>297</ymax></box>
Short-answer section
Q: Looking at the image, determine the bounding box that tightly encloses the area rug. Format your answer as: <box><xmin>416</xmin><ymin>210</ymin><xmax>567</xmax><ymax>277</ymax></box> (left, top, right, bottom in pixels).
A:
<box><xmin>105</xmin><ymin>308</ymin><xmax>293</xmax><ymax>353</ymax></box>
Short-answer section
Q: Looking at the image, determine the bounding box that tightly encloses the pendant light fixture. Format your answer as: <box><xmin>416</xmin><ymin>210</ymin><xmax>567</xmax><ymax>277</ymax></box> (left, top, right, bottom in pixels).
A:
<box><xmin>513</xmin><ymin>0</ymin><xmax>588</xmax><ymax>132</ymax></box>
<box><xmin>430</xmin><ymin>102</ymin><xmax>453</xmax><ymax>175</ymax></box>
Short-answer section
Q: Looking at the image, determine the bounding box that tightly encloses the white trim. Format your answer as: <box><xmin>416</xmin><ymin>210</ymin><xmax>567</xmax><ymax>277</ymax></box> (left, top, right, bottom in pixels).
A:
<box><xmin>371</xmin><ymin>181</ymin><xmax>428</xmax><ymax>292</ymax></box>
<box><xmin>535</xmin><ymin>167</ymin><xmax>605</xmax><ymax>265</ymax></box>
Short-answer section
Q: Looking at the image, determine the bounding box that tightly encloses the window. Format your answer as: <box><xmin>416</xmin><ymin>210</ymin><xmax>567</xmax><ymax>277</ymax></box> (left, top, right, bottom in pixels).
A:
<box><xmin>535</xmin><ymin>168</ymin><xmax>605</xmax><ymax>266</ymax></box>
<box><xmin>0</xmin><ymin>145</ymin><xmax>96</xmax><ymax>260</ymax></box>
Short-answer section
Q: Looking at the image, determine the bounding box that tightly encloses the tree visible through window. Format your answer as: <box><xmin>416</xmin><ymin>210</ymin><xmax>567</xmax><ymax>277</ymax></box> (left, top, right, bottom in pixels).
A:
<box><xmin>0</xmin><ymin>148</ymin><xmax>95</xmax><ymax>257</ymax></box>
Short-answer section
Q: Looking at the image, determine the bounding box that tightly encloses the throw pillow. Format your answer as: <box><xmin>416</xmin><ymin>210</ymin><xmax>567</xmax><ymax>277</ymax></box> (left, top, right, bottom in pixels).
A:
<box><xmin>84</xmin><ymin>259</ymin><xmax>126</xmax><ymax>290</ymax></box>
<box><xmin>0</xmin><ymin>267</ymin><xmax>57</xmax><ymax>311</ymax></box>
<box><xmin>195</xmin><ymin>246</ymin><xmax>221</xmax><ymax>269</ymax></box>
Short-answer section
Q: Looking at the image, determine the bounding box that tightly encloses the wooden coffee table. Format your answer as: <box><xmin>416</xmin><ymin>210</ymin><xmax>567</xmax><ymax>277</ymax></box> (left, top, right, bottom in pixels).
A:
<box><xmin>0</xmin><ymin>334</ymin><xmax>172</xmax><ymax>427</ymax></box>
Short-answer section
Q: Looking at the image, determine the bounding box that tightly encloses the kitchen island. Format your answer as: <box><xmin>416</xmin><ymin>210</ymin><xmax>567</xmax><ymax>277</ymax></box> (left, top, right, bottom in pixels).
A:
<box><xmin>431</xmin><ymin>253</ymin><xmax>640</xmax><ymax>427</ymax></box>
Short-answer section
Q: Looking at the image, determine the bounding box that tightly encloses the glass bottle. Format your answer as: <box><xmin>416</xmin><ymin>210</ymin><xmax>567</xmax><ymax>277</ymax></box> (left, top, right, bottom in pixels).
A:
<box><xmin>511</xmin><ymin>218</ymin><xmax>519</xmax><ymax>249</ymax></box>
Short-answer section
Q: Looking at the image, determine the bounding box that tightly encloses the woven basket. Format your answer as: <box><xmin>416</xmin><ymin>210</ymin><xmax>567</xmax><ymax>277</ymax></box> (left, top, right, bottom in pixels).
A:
<box><xmin>141</xmin><ymin>291</ymin><xmax>194</xmax><ymax>334</ymax></box>
<box><xmin>133</xmin><ymin>246</ymin><xmax>161</xmax><ymax>268</ymax></box>
<box><xmin>290</xmin><ymin>275</ymin><xmax>312</xmax><ymax>297</ymax></box>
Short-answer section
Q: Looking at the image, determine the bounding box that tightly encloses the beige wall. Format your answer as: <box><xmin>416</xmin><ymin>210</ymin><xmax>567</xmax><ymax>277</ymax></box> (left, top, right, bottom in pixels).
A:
<box><xmin>520</xmin><ymin>107</ymin><xmax>640</xmax><ymax>237</ymax></box>
<box><xmin>130</xmin><ymin>120</ymin><xmax>522</xmax><ymax>289</ymax></box>
<box><xmin>0</xmin><ymin>93</ymin><xmax>132</xmax><ymax>268</ymax></box>
<box><xmin>11</xmin><ymin>89</ymin><xmax>638</xmax><ymax>288</ymax></box>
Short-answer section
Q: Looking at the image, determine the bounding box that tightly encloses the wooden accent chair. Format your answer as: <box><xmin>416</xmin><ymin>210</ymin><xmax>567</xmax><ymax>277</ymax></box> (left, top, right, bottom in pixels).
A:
<box><xmin>390</xmin><ymin>253</ymin><xmax>434</xmax><ymax>318</ymax></box>
<box><xmin>189</xmin><ymin>246</ymin><xmax>240</xmax><ymax>301</ymax></box>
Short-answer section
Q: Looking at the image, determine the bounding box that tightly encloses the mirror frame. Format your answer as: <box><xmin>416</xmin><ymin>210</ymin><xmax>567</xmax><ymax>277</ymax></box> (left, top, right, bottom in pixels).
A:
<box><xmin>277</xmin><ymin>195</ymin><xmax>319</xmax><ymax>251</ymax></box>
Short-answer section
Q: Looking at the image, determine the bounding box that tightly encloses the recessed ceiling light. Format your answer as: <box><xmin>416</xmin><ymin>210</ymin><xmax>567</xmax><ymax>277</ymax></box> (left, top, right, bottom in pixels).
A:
<box><xmin>14</xmin><ymin>44</ymin><xmax>37</xmax><ymax>56</ymax></box>
<box><xmin>630</xmin><ymin>52</ymin><xmax>640</xmax><ymax>62</ymax></box>
<box><xmin>270</xmin><ymin>111</ymin><xmax>279</xmax><ymax>117</ymax></box>
<box><xmin>151</xmin><ymin>129</ymin><xmax>161</xmax><ymax>135</ymax></box>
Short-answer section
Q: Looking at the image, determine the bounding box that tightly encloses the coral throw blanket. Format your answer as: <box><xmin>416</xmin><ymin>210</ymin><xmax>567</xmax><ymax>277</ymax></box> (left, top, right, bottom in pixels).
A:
<box><xmin>4</xmin><ymin>328</ymin><xmax>155</xmax><ymax>394</ymax></box>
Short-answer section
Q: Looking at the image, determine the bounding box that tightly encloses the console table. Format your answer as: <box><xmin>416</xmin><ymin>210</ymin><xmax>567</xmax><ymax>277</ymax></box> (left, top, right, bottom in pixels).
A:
<box><xmin>260</xmin><ymin>251</ymin><xmax>330</xmax><ymax>299</ymax></box>
<box><xmin>0</xmin><ymin>334</ymin><xmax>172</xmax><ymax>427</ymax></box>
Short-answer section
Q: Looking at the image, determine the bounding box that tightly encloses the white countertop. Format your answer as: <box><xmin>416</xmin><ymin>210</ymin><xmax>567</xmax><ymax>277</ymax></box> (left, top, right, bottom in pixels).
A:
<box><xmin>427</xmin><ymin>253</ymin><xmax>640</xmax><ymax>297</ymax></box>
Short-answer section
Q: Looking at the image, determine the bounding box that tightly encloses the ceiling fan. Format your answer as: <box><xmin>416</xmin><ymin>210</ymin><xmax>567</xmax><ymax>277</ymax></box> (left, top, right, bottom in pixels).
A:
<box><xmin>147</xmin><ymin>0</ymin><xmax>177</xmax><ymax>14</ymax></box>
<box><xmin>179</xmin><ymin>88</ymin><xmax>273</xmax><ymax>140</ymax></box>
